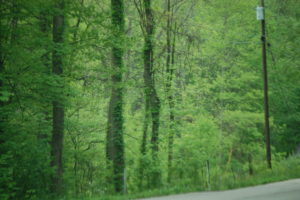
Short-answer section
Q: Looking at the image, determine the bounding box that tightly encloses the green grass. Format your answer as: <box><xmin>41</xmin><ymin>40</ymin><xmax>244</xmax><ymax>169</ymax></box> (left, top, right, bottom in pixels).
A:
<box><xmin>67</xmin><ymin>156</ymin><xmax>300</xmax><ymax>200</ymax></box>
<box><xmin>225</xmin><ymin>155</ymin><xmax>300</xmax><ymax>189</ymax></box>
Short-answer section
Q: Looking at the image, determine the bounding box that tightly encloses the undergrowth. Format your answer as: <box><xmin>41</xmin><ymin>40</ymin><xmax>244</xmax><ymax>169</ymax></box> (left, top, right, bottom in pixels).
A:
<box><xmin>67</xmin><ymin>155</ymin><xmax>300</xmax><ymax>200</ymax></box>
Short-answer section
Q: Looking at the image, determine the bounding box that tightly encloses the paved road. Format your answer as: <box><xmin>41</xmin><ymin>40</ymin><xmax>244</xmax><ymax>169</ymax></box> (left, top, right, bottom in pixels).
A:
<box><xmin>138</xmin><ymin>179</ymin><xmax>300</xmax><ymax>200</ymax></box>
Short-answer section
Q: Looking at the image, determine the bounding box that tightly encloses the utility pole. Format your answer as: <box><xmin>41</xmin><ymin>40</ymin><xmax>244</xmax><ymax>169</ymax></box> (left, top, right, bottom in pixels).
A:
<box><xmin>257</xmin><ymin>0</ymin><xmax>272</xmax><ymax>169</ymax></box>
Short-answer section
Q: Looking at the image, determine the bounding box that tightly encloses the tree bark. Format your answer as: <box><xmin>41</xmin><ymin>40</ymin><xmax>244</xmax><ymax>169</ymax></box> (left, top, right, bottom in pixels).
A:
<box><xmin>166</xmin><ymin>0</ymin><xmax>176</xmax><ymax>183</ymax></box>
<box><xmin>106</xmin><ymin>0</ymin><xmax>125</xmax><ymax>193</ymax></box>
<box><xmin>51</xmin><ymin>0</ymin><xmax>65</xmax><ymax>195</ymax></box>
<box><xmin>143</xmin><ymin>0</ymin><xmax>161</xmax><ymax>187</ymax></box>
<box><xmin>138</xmin><ymin>97</ymin><xmax>150</xmax><ymax>188</ymax></box>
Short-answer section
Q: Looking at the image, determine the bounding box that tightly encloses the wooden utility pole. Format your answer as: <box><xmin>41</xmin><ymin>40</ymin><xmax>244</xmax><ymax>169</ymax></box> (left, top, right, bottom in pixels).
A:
<box><xmin>259</xmin><ymin>0</ymin><xmax>272</xmax><ymax>169</ymax></box>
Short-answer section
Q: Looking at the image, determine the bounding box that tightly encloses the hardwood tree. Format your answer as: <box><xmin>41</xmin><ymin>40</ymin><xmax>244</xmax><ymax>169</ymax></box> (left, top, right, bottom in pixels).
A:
<box><xmin>135</xmin><ymin>0</ymin><xmax>161</xmax><ymax>187</ymax></box>
<box><xmin>106</xmin><ymin>0</ymin><xmax>125</xmax><ymax>193</ymax></box>
<box><xmin>0</xmin><ymin>0</ymin><xmax>299</xmax><ymax>198</ymax></box>
<box><xmin>165</xmin><ymin>0</ymin><xmax>177</xmax><ymax>183</ymax></box>
<box><xmin>51</xmin><ymin>0</ymin><xmax>65</xmax><ymax>194</ymax></box>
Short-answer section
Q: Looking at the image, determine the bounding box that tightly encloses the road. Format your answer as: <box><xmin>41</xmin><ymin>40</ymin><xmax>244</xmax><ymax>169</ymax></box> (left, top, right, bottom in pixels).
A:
<box><xmin>138</xmin><ymin>179</ymin><xmax>300</xmax><ymax>200</ymax></box>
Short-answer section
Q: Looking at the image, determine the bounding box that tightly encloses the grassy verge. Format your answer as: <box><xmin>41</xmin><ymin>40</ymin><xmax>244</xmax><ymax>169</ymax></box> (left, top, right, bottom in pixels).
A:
<box><xmin>70</xmin><ymin>155</ymin><xmax>300</xmax><ymax>200</ymax></box>
<box><xmin>220</xmin><ymin>155</ymin><xmax>300</xmax><ymax>190</ymax></box>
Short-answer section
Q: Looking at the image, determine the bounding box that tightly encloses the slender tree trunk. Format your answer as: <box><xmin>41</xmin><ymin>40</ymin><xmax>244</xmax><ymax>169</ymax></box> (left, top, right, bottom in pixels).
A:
<box><xmin>143</xmin><ymin>0</ymin><xmax>161</xmax><ymax>187</ymax></box>
<box><xmin>138</xmin><ymin>98</ymin><xmax>150</xmax><ymax>188</ymax></box>
<box><xmin>106</xmin><ymin>0</ymin><xmax>125</xmax><ymax>193</ymax></box>
<box><xmin>166</xmin><ymin>0</ymin><xmax>176</xmax><ymax>183</ymax></box>
<box><xmin>51</xmin><ymin>0</ymin><xmax>65</xmax><ymax>195</ymax></box>
<box><xmin>167</xmin><ymin>37</ymin><xmax>176</xmax><ymax>183</ymax></box>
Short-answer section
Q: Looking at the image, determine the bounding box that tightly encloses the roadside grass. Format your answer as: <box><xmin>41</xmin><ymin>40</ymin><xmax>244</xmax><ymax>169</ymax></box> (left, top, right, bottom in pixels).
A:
<box><xmin>69</xmin><ymin>155</ymin><xmax>300</xmax><ymax>200</ymax></box>
<box><xmin>215</xmin><ymin>155</ymin><xmax>300</xmax><ymax>190</ymax></box>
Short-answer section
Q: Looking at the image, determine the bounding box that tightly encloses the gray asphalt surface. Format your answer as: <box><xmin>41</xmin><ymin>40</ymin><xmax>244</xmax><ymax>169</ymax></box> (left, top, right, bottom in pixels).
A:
<box><xmin>138</xmin><ymin>179</ymin><xmax>300</xmax><ymax>200</ymax></box>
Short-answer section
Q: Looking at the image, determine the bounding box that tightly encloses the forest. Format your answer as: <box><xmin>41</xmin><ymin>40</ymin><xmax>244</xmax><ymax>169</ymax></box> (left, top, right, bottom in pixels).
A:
<box><xmin>0</xmin><ymin>0</ymin><xmax>300</xmax><ymax>199</ymax></box>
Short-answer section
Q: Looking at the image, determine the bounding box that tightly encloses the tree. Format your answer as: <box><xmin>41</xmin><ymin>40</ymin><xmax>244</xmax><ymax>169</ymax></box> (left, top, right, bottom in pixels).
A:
<box><xmin>0</xmin><ymin>0</ymin><xmax>299</xmax><ymax>198</ymax></box>
<box><xmin>165</xmin><ymin>0</ymin><xmax>177</xmax><ymax>183</ymax></box>
<box><xmin>106</xmin><ymin>0</ymin><xmax>125</xmax><ymax>193</ymax></box>
<box><xmin>51</xmin><ymin>0</ymin><xmax>65</xmax><ymax>194</ymax></box>
<box><xmin>135</xmin><ymin>0</ymin><xmax>161</xmax><ymax>187</ymax></box>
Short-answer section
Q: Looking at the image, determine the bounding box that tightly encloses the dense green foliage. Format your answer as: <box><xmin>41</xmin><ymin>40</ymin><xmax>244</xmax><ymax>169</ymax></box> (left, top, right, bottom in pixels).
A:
<box><xmin>0</xmin><ymin>0</ymin><xmax>299</xmax><ymax>199</ymax></box>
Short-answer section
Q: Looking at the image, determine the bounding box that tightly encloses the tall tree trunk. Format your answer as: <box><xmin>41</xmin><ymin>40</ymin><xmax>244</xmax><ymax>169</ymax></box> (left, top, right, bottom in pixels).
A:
<box><xmin>143</xmin><ymin>0</ymin><xmax>161</xmax><ymax>187</ymax></box>
<box><xmin>51</xmin><ymin>0</ymin><xmax>65</xmax><ymax>195</ymax></box>
<box><xmin>166</xmin><ymin>1</ymin><xmax>176</xmax><ymax>182</ymax></box>
<box><xmin>106</xmin><ymin>0</ymin><xmax>125</xmax><ymax>193</ymax></box>
<box><xmin>138</xmin><ymin>97</ymin><xmax>150</xmax><ymax>188</ymax></box>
